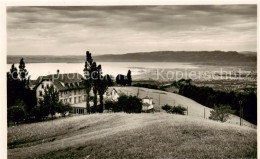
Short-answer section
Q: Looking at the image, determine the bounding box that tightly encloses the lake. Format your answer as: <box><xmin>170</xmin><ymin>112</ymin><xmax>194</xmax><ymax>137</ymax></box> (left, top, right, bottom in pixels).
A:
<box><xmin>7</xmin><ymin>62</ymin><xmax>199</xmax><ymax>80</ymax></box>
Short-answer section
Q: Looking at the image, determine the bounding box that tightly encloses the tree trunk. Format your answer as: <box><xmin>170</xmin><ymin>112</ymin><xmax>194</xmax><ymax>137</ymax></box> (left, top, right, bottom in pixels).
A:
<box><xmin>86</xmin><ymin>89</ymin><xmax>91</xmax><ymax>114</ymax></box>
<box><xmin>99</xmin><ymin>94</ymin><xmax>104</xmax><ymax>113</ymax></box>
<box><xmin>93</xmin><ymin>88</ymin><xmax>97</xmax><ymax>110</ymax></box>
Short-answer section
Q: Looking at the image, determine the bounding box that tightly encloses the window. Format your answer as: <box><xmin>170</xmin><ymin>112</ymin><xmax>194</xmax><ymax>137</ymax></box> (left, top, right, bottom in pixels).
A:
<box><xmin>39</xmin><ymin>91</ymin><xmax>43</xmax><ymax>96</ymax></box>
<box><xmin>74</xmin><ymin>90</ymin><xmax>77</xmax><ymax>95</ymax></box>
<box><xmin>69</xmin><ymin>98</ymin><xmax>72</xmax><ymax>103</ymax></box>
<box><xmin>42</xmin><ymin>84</ymin><xmax>44</xmax><ymax>89</ymax></box>
<box><xmin>46</xmin><ymin>84</ymin><xmax>49</xmax><ymax>89</ymax></box>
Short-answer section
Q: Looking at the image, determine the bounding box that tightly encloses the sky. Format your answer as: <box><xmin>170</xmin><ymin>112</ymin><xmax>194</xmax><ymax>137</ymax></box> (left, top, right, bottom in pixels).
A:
<box><xmin>7</xmin><ymin>5</ymin><xmax>257</xmax><ymax>55</ymax></box>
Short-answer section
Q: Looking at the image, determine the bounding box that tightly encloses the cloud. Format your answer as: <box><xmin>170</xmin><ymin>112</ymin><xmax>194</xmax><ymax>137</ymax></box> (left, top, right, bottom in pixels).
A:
<box><xmin>7</xmin><ymin>5</ymin><xmax>257</xmax><ymax>55</ymax></box>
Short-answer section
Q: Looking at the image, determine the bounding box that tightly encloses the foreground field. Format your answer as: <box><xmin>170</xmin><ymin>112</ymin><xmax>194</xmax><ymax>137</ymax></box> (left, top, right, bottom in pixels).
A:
<box><xmin>8</xmin><ymin>113</ymin><xmax>256</xmax><ymax>159</ymax></box>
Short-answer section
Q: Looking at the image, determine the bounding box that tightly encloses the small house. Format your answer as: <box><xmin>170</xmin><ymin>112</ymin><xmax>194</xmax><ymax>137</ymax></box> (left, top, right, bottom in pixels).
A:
<box><xmin>104</xmin><ymin>88</ymin><xmax>120</xmax><ymax>101</ymax></box>
<box><xmin>142</xmin><ymin>96</ymin><xmax>154</xmax><ymax>111</ymax></box>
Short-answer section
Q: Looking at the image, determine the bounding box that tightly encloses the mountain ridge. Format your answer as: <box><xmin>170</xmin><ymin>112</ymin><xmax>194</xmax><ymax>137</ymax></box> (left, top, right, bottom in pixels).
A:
<box><xmin>7</xmin><ymin>51</ymin><xmax>256</xmax><ymax>65</ymax></box>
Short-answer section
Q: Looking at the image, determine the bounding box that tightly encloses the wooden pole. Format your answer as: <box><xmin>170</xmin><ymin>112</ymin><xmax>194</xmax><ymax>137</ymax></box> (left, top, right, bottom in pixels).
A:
<box><xmin>239</xmin><ymin>100</ymin><xmax>242</xmax><ymax>126</ymax></box>
<box><xmin>204</xmin><ymin>108</ymin><xmax>205</xmax><ymax>119</ymax></box>
<box><xmin>242</xmin><ymin>106</ymin><xmax>244</xmax><ymax>126</ymax></box>
<box><xmin>159</xmin><ymin>94</ymin><xmax>160</xmax><ymax>107</ymax></box>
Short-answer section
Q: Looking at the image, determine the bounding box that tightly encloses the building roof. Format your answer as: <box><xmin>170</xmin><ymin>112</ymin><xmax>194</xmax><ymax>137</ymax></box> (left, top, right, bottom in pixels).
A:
<box><xmin>106</xmin><ymin>87</ymin><xmax>119</xmax><ymax>95</ymax></box>
<box><xmin>142</xmin><ymin>103</ymin><xmax>151</xmax><ymax>106</ymax></box>
<box><xmin>34</xmin><ymin>73</ymin><xmax>85</xmax><ymax>91</ymax></box>
<box><xmin>142</xmin><ymin>96</ymin><xmax>153</xmax><ymax>99</ymax></box>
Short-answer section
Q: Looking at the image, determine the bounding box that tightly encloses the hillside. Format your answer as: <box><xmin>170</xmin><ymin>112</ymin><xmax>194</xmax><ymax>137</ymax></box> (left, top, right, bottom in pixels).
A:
<box><xmin>7</xmin><ymin>51</ymin><xmax>256</xmax><ymax>65</ymax></box>
<box><xmin>8</xmin><ymin>113</ymin><xmax>256</xmax><ymax>159</ymax></box>
<box><xmin>94</xmin><ymin>51</ymin><xmax>256</xmax><ymax>64</ymax></box>
<box><xmin>111</xmin><ymin>87</ymin><xmax>255</xmax><ymax>128</ymax></box>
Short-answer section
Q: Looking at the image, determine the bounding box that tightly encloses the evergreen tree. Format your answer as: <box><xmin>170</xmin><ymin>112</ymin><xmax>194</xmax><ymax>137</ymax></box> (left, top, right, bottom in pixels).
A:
<box><xmin>10</xmin><ymin>64</ymin><xmax>18</xmax><ymax>80</ymax></box>
<box><xmin>127</xmin><ymin>70</ymin><xmax>132</xmax><ymax>86</ymax></box>
<box><xmin>19</xmin><ymin>58</ymin><xmax>29</xmax><ymax>84</ymax></box>
<box><xmin>97</xmin><ymin>65</ymin><xmax>108</xmax><ymax>113</ymax></box>
<box><xmin>83</xmin><ymin>51</ymin><xmax>93</xmax><ymax>114</ymax></box>
<box><xmin>92</xmin><ymin>62</ymin><xmax>98</xmax><ymax>111</ymax></box>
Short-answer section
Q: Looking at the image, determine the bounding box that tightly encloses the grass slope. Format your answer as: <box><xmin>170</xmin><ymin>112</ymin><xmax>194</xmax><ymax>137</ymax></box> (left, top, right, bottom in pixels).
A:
<box><xmin>8</xmin><ymin>113</ymin><xmax>256</xmax><ymax>159</ymax></box>
<box><xmin>111</xmin><ymin>86</ymin><xmax>256</xmax><ymax>128</ymax></box>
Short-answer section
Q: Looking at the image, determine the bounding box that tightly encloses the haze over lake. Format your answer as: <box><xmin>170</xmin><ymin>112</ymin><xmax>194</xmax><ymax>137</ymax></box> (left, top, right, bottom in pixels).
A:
<box><xmin>7</xmin><ymin>62</ymin><xmax>199</xmax><ymax>80</ymax></box>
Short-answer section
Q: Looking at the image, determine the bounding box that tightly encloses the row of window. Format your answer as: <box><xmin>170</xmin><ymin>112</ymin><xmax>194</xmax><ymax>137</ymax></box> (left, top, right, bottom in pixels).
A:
<box><xmin>60</xmin><ymin>89</ymin><xmax>86</xmax><ymax>96</ymax></box>
<box><xmin>65</xmin><ymin>82</ymin><xmax>82</xmax><ymax>88</ymax></box>
<box><xmin>42</xmin><ymin>84</ymin><xmax>51</xmax><ymax>89</ymax></box>
<box><xmin>73</xmin><ymin>108</ymin><xmax>85</xmax><ymax>114</ymax></box>
<box><xmin>61</xmin><ymin>96</ymin><xmax>85</xmax><ymax>104</ymax></box>
<box><xmin>39</xmin><ymin>89</ymin><xmax>86</xmax><ymax>98</ymax></box>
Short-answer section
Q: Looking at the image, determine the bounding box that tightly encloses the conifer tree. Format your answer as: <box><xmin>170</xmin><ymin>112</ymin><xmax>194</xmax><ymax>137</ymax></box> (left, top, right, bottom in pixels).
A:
<box><xmin>83</xmin><ymin>51</ymin><xmax>93</xmax><ymax>114</ymax></box>
<box><xmin>97</xmin><ymin>65</ymin><xmax>108</xmax><ymax>113</ymax></box>
<box><xmin>127</xmin><ymin>70</ymin><xmax>132</xmax><ymax>86</ymax></box>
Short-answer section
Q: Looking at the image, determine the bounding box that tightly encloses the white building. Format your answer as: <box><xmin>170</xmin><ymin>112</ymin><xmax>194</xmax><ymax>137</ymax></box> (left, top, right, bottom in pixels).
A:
<box><xmin>104</xmin><ymin>88</ymin><xmax>120</xmax><ymax>101</ymax></box>
<box><xmin>142</xmin><ymin>96</ymin><xmax>154</xmax><ymax>111</ymax></box>
<box><xmin>34</xmin><ymin>73</ymin><xmax>90</xmax><ymax>114</ymax></box>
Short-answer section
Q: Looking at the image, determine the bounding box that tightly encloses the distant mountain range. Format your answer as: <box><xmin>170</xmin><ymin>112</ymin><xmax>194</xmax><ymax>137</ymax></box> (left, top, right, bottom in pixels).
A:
<box><xmin>7</xmin><ymin>51</ymin><xmax>256</xmax><ymax>65</ymax></box>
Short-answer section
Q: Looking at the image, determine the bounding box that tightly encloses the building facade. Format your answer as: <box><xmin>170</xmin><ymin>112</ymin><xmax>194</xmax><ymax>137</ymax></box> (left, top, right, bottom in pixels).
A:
<box><xmin>142</xmin><ymin>96</ymin><xmax>154</xmax><ymax>111</ymax></box>
<box><xmin>34</xmin><ymin>73</ymin><xmax>89</xmax><ymax>114</ymax></box>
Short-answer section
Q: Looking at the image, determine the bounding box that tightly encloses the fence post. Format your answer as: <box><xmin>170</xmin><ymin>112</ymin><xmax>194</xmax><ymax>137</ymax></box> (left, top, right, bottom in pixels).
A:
<box><xmin>204</xmin><ymin>108</ymin><xmax>205</xmax><ymax>119</ymax></box>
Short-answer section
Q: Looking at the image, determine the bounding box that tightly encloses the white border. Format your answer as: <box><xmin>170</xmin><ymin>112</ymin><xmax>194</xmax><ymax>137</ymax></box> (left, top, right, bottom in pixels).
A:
<box><xmin>0</xmin><ymin>1</ymin><xmax>259</xmax><ymax>159</ymax></box>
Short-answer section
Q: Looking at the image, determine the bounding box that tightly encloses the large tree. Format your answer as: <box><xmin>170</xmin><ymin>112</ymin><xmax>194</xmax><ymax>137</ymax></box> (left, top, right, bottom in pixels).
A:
<box><xmin>92</xmin><ymin>62</ymin><xmax>98</xmax><ymax>111</ymax></box>
<box><xmin>41</xmin><ymin>85</ymin><xmax>59</xmax><ymax>120</ymax></box>
<box><xmin>19</xmin><ymin>58</ymin><xmax>29</xmax><ymax>86</ymax></box>
<box><xmin>7</xmin><ymin>59</ymin><xmax>37</xmax><ymax>117</ymax></box>
<box><xmin>209</xmin><ymin>105</ymin><xmax>233</xmax><ymax>122</ymax></box>
<box><xmin>83</xmin><ymin>51</ymin><xmax>93</xmax><ymax>114</ymax></box>
<box><xmin>97</xmin><ymin>65</ymin><xmax>108</xmax><ymax>113</ymax></box>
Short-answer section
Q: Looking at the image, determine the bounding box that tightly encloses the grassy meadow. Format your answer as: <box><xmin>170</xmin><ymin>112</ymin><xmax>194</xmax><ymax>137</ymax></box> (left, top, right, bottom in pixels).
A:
<box><xmin>8</xmin><ymin>113</ymin><xmax>256</xmax><ymax>159</ymax></box>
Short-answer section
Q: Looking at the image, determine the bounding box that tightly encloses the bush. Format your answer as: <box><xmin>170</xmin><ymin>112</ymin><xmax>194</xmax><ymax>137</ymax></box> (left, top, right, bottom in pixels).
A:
<box><xmin>124</xmin><ymin>96</ymin><xmax>142</xmax><ymax>113</ymax></box>
<box><xmin>38</xmin><ymin>100</ymin><xmax>51</xmax><ymax>119</ymax></box>
<box><xmin>162</xmin><ymin>104</ymin><xmax>187</xmax><ymax>115</ymax></box>
<box><xmin>108</xmin><ymin>95</ymin><xmax>142</xmax><ymax>113</ymax></box>
<box><xmin>209</xmin><ymin>105</ymin><xmax>233</xmax><ymax>122</ymax></box>
<box><xmin>162</xmin><ymin>104</ymin><xmax>172</xmax><ymax>112</ymax></box>
<box><xmin>8</xmin><ymin>101</ymin><xmax>27</xmax><ymax>124</ymax></box>
<box><xmin>168</xmin><ymin>106</ymin><xmax>187</xmax><ymax>115</ymax></box>
<box><xmin>105</xmin><ymin>100</ymin><xmax>116</xmax><ymax>110</ymax></box>
<box><xmin>55</xmin><ymin>102</ymin><xmax>72</xmax><ymax>117</ymax></box>
<box><xmin>30</xmin><ymin>106</ymin><xmax>42</xmax><ymax>120</ymax></box>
